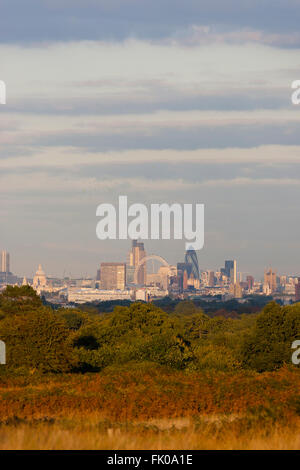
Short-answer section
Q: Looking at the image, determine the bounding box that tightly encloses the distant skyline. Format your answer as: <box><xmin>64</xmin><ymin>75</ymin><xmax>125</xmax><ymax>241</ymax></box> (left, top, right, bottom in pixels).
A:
<box><xmin>2</xmin><ymin>242</ymin><xmax>299</xmax><ymax>283</ymax></box>
<box><xmin>1</xmin><ymin>1</ymin><xmax>300</xmax><ymax>278</ymax></box>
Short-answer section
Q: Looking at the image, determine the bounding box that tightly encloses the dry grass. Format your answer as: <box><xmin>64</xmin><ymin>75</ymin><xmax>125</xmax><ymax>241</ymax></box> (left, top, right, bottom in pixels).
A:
<box><xmin>0</xmin><ymin>417</ymin><xmax>299</xmax><ymax>450</ymax></box>
<box><xmin>0</xmin><ymin>365</ymin><xmax>299</xmax><ymax>450</ymax></box>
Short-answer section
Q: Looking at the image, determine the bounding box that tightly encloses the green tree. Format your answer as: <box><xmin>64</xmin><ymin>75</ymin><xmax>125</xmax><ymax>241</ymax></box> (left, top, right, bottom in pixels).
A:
<box><xmin>0</xmin><ymin>285</ymin><xmax>42</xmax><ymax>316</ymax></box>
<box><xmin>240</xmin><ymin>301</ymin><xmax>300</xmax><ymax>371</ymax></box>
<box><xmin>173</xmin><ymin>300</ymin><xmax>203</xmax><ymax>316</ymax></box>
<box><xmin>56</xmin><ymin>308</ymin><xmax>86</xmax><ymax>330</ymax></box>
<box><xmin>0</xmin><ymin>308</ymin><xmax>75</xmax><ymax>373</ymax></box>
<box><xmin>73</xmin><ymin>302</ymin><xmax>194</xmax><ymax>370</ymax></box>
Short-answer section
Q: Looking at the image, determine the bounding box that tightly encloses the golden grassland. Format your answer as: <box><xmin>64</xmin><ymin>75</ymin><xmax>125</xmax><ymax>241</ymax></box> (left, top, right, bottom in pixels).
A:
<box><xmin>0</xmin><ymin>364</ymin><xmax>299</xmax><ymax>450</ymax></box>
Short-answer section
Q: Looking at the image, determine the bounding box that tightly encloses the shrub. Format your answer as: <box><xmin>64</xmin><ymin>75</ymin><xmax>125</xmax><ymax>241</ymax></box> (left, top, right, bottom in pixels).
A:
<box><xmin>73</xmin><ymin>302</ymin><xmax>194</xmax><ymax>370</ymax></box>
<box><xmin>0</xmin><ymin>285</ymin><xmax>42</xmax><ymax>316</ymax></box>
<box><xmin>240</xmin><ymin>302</ymin><xmax>300</xmax><ymax>371</ymax></box>
<box><xmin>0</xmin><ymin>308</ymin><xmax>76</xmax><ymax>373</ymax></box>
<box><xmin>190</xmin><ymin>344</ymin><xmax>241</xmax><ymax>371</ymax></box>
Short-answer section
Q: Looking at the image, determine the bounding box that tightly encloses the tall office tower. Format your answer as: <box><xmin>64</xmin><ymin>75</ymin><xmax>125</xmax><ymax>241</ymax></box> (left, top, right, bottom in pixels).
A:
<box><xmin>182</xmin><ymin>269</ymin><xmax>188</xmax><ymax>290</ymax></box>
<box><xmin>229</xmin><ymin>281</ymin><xmax>243</xmax><ymax>299</ymax></box>
<box><xmin>177</xmin><ymin>262</ymin><xmax>192</xmax><ymax>278</ymax></box>
<box><xmin>224</xmin><ymin>260</ymin><xmax>232</xmax><ymax>278</ymax></box>
<box><xmin>184</xmin><ymin>249</ymin><xmax>200</xmax><ymax>280</ymax></box>
<box><xmin>295</xmin><ymin>278</ymin><xmax>300</xmax><ymax>302</ymax></box>
<box><xmin>127</xmin><ymin>240</ymin><xmax>146</xmax><ymax>285</ymax></box>
<box><xmin>246</xmin><ymin>275</ymin><xmax>254</xmax><ymax>290</ymax></box>
<box><xmin>100</xmin><ymin>262</ymin><xmax>126</xmax><ymax>290</ymax></box>
<box><xmin>176</xmin><ymin>262</ymin><xmax>192</xmax><ymax>292</ymax></box>
<box><xmin>1</xmin><ymin>251</ymin><xmax>10</xmax><ymax>273</ymax></box>
<box><xmin>125</xmin><ymin>265</ymin><xmax>135</xmax><ymax>285</ymax></box>
<box><xmin>231</xmin><ymin>260</ymin><xmax>237</xmax><ymax>284</ymax></box>
<box><xmin>264</xmin><ymin>268</ymin><xmax>277</xmax><ymax>293</ymax></box>
<box><xmin>224</xmin><ymin>260</ymin><xmax>237</xmax><ymax>284</ymax></box>
<box><xmin>208</xmin><ymin>271</ymin><xmax>215</xmax><ymax>287</ymax></box>
<box><xmin>280</xmin><ymin>276</ymin><xmax>287</xmax><ymax>286</ymax></box>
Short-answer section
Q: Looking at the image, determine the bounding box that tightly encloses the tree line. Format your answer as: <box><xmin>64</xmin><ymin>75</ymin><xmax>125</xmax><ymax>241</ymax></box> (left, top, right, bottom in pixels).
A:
<box><xmin>0</xmin><ymin>286</ymin><xmax>299</xmax><ymax>374</ymax></box>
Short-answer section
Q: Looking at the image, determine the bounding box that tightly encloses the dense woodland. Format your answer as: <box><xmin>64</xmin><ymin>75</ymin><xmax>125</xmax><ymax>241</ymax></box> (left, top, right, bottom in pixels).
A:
<box><xmin>0</xmin><ymin>285</ymin><xmax>299</xmax><ymax>375</ymax></box>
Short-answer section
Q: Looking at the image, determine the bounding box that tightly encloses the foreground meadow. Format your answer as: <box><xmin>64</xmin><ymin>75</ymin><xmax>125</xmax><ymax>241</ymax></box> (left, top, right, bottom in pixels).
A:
<box><xmin>0</xmin><ymin>289</ymin><xmax>299</xmax><ymax>449</ymax></box>
<box><xmin>0</xmin><ymin>365</ymin><xmax>299</xmax><ymax>450</ymax></box>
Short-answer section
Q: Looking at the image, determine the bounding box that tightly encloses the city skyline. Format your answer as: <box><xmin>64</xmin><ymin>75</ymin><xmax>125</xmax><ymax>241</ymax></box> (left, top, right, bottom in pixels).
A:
<box><xmin>3</xmin><ymin>241</ymin><xmax>300</xmax><ymax>280</ymax></box>
<box><xmin>2</xmin><ymin>240</ymin><xmax>300</xmax><ymax>305</ymax></box>
<box><xmin>1</xmin><ymin>243</ymin><xmax>299</xmax><ymax>284</ymax></box>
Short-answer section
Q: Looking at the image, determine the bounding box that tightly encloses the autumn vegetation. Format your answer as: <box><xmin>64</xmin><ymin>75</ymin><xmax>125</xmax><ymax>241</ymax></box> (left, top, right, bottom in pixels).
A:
<box><xmin>0</xmin><ymin>286</ymin><xmax>299</xmax><ymax>449</ymax></box>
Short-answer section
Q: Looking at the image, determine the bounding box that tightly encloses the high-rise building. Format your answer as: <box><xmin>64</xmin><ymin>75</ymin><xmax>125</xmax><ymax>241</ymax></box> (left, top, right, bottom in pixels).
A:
<box><xmin>177</xmin><ymin>262</ymin><xmax>192</xmax><ymax>277</ymax></box>
<box><xmin>264</xmin><ymin>268</ymin><xmax>277</xmax><ymax>293</ymax></box>
<box><xmin>295</xmin><ymin>278</ymin><xmax>300</xmax><ymax>302</ymax></box>
<box><xmin>246</xmin><ymin>275</ymin><xmax>254</xmax><ymax>290</ymax></box>
<box><xmin>280</xmin><ymin>276</ymin><xmax>287</xmax><ymax>286</ymax></box>
<box><xmin>1</xmin><ymin>251</ymin><xmax>10</xmax><ymax>273</ymax></box>
<box><xmin>184</xmin><ymin>249</ymin><xmax>199</xmax><ymax>280</ymax></box>
<box><xmin>176</xmin><ymin>262</ymin><xmax>192</xmax><ymax>292</ymax></box>
<box><xmin>208</xmin><ymin>271</ymin><xmax>215</xmax><ymax>287</ymax></box>
<box><xmin>224</xmin><ymin>260</ymin><xmax>237</xmax><ymax>284</ymax></box>
<box><xmin>125</xmin><ymin>265</ymin><xmax>136</xmax><ymax>285</ymax></box>
<box><xmin>229</xmin><ymin>281</ymin><xmax>243</xmax><ymax>298</ymax></box>
<box><xmin>127</xmin><ymin>240</ymin><xmax>146</xmax><ymax>285</ymax></box>
<box><xmin>183</xmin><ymin>269</ymin><xmax>188</xmax><ymax>290</ymax></box>
<box><xmin>100</xmin><ymin>262</ymin><xmax>126</xmax><ymax>290</ymax></box>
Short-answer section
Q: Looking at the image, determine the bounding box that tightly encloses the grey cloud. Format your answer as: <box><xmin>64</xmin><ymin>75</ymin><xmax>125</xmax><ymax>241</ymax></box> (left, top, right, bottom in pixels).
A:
<box><xmin>32</xmin><ymin>122</ymin><xmax>300</xmax><ymax>151</ymax></box>
<box><xmin>1</xmin><ymin>0</ymin><xmax>300</xmax><ymax>45</ymax></box>
<box><xmin>5</xmin><ymin>90</ymin><xmax>290</xmax><ymax>116</ymax></box>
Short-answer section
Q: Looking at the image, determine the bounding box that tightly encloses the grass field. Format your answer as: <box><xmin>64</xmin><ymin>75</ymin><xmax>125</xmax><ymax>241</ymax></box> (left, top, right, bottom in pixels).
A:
<box><xmin>0</xmin><ymin>364</ymin><xmax>299</xmax><ymax>450</ymax></box>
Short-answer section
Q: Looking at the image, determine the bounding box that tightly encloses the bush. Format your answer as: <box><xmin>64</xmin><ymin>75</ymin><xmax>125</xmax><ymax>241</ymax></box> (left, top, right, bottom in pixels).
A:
<box><xmin>0</xmin><ymin>308</ymin><xmax>76</xmax><ymax>373</ymax></box>
<box><xmin>56</xmin><ymin>308</ymin><xmax>86</xmax><ymax>330</ymax></box>
<box><xmin>240</xmin><ymin>302</ymin><xmax>300</xmax><ymax>372</ymax></box>
<box><xmin>0</xmin><ymin>285</ymin><xmax>42</xmax><ymax>316</ymax></box>
<box><xmin>73</xmin><ymin>302</ymin><xmax>194</xmax><ymax>370</ymax></box>
<box><xmin>190</xmin><ymin>344</ymin><xmax>241</xmax><ymax>371</ymax></box>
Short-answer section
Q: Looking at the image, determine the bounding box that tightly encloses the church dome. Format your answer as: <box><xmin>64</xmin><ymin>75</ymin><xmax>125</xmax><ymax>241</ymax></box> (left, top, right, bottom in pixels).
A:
<box><xmin>35</xmin><ymin>264</ymin><xmax>45</xmax><ymax>276</ymax></box>
<box><xmin>33</xmin><ymin>264</ymin><xmax>47</xmax><ymax>289</ymax></box>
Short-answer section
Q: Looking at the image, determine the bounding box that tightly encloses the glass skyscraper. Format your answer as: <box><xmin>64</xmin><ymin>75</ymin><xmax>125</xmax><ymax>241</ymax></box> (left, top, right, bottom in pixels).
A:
<box><xmin>184</xmin><ymin>249</ymin><xmax>200</xmax><ymax>280</ymax></box>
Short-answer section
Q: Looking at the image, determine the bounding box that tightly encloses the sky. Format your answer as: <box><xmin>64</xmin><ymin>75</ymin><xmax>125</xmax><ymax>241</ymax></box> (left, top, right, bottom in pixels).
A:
<box><xmin>1</xmin><ymin>0</ymin><xmax>300</xmax><ymax>279</ymax></box>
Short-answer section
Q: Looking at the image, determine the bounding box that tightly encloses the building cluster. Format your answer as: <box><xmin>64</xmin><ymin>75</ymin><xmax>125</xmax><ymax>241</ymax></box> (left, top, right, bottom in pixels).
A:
<box><xmin>0</xmin><ymin>250</ymin><xmax>18</xmax><ymax>285</ymax></box>
<box><xmin>1</xmin><ymin>244</ymin><xmax>300</xmax><ymax>305</ymax></box>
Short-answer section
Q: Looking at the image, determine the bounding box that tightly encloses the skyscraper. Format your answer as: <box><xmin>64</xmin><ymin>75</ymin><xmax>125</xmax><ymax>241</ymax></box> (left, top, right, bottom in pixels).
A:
<box><xmin>100</xmin><ymin>262</ymin><xmax>126</xmax><ymax>290</ymax></box>
<box><xmin>184</xmin><ymin>249</ymin><xmax>199</xmax><ymax>280</ymax></box>
<box><xmin>1</xmin><ymin>251</ymin><xmax>10</xmax><ymax>273</ymax></box>
<box><xmin>229</xmin><ymin>281</ymin><xmax>243</xmax><ymax>298</ymax></box>
<box><xmin>176</xmin><ymin>262</ymin><xmax>192</xmax><ymax>292</ymax></box>
<box><xmin>127</xmin><ymin>240</ymin><xmax>146</xmax><ymax>285</ymax></box>
<box><xmin>208</xmin><ymin>271</ymin><xmax>215</xmax><ymax>287</ymax></box>
<box><xmin>224</xmin><ymin>260</ymin><xmax>237</xmax><ymax>284</ymax></box>
<box><xmin>177</xmin><ymin>262</ymin><xmax>192</xmax><ymax>278</ymax></box>
<box><xmin>264</xmin><ymin>268</ymin><xmax>277</xmax><ymax>293</ymax></box>
<box><xmin>246</xmin><ymin>275</ymin><xmax>254</xmax><ymax>290</ymax></box>
<box><xmin>295</xmin><ymin>278</ymin><xmax>300</xmax><ymax>302</ymax></box>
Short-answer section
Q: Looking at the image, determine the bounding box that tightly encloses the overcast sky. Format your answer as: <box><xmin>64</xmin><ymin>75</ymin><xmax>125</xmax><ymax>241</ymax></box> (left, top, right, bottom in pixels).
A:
<box><xmin>1</xmin><ymin>0</ymin><xmax>300</xmax><ymax>279</ymax></box>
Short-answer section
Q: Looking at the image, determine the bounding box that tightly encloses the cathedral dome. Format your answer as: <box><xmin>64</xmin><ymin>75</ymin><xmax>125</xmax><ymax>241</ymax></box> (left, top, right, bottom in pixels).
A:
<box><xmin>33</xmin><ymin>264</ymin><xmax>47</xmax><ymax>289</ymax></box>
<box><xmin>35</xmin><ymin>264</ymin><xmax>45</xmax><ymax>275</ymax></box>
